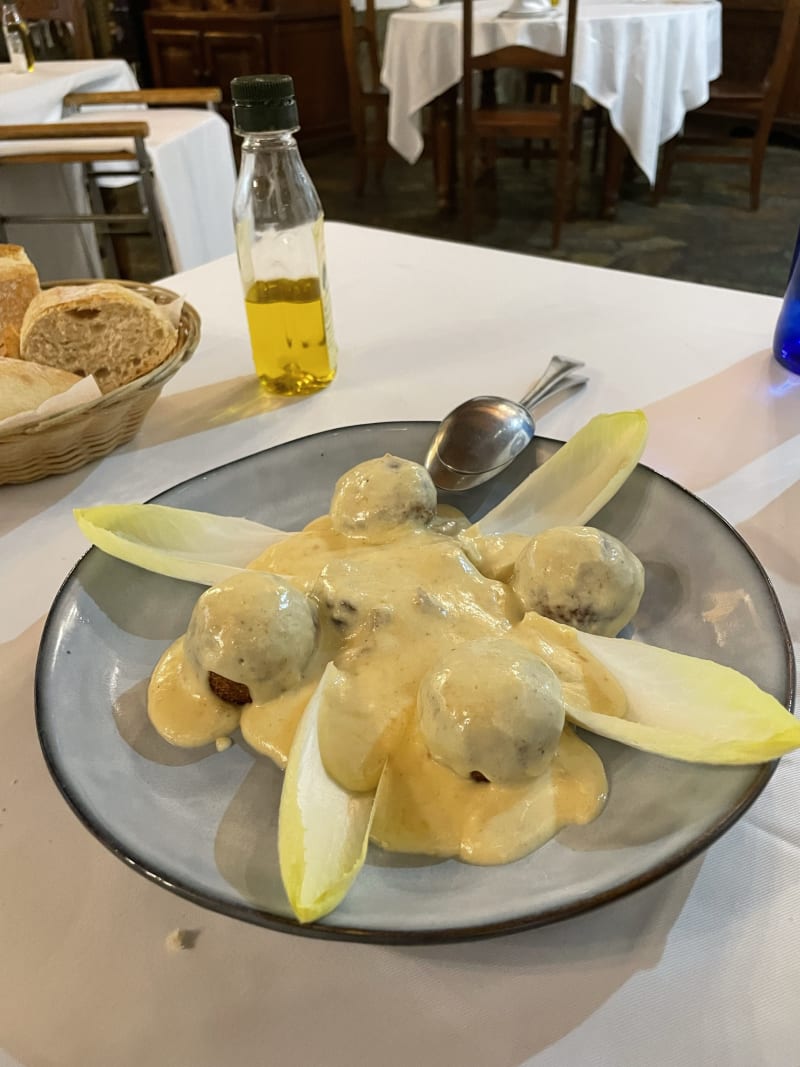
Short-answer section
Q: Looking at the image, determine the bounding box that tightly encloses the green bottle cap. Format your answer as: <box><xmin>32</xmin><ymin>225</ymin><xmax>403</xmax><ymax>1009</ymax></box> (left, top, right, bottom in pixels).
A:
<box><xmin>231</xmin><ymin>74</ymin><xmax>299</xmax><ymax>133</ymax></box>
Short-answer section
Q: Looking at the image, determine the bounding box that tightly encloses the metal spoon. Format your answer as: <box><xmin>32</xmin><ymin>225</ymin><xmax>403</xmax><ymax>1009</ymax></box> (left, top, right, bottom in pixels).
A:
<box><xmin>425</xmin><ymin>356</ymin><xmax>587</xmax><ymax>492</ymax></box>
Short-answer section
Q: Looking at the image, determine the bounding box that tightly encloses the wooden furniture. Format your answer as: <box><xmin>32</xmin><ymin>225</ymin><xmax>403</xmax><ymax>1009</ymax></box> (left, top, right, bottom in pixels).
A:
<box><xmin>143</xmin><ymin>0</ymin><xmax>350</xmax><ymax>144</ymax></box>
<box><xmin>655</xmin><ymin>0</ymin><xmax>800</xmax><ymax>210</ymax></box>
<box><xmin>339</xmin><ymin>0</ymin><xmax>388</xmax><ymax>194</ymax></box>
<box><xmin>0</xmin><ymin>87</ymin><xmax>223</xmax><ymax>277</ymax></box>
<box><xmin>462</xmin><ymin>0</ymin><xmax>583</xmax><ymax>248</ymax></box>
<box><xmin>21</xmin><ymin>0</ymin><xmax>94</xmax><ymax>58</ymax></box>
<box><xmin>382</xmin><ymin>1</ymin><xmax>721</xmax><ymax>223</ymax></box>
<box><xmin>63</xmin><ymin>87</ymin><xmax>223</xmax><ymax>109</ymax></box>
<box><xmin>720</xmin><ymin>0</ymin><xmax>800</xmax><ymax>125</ymax></box>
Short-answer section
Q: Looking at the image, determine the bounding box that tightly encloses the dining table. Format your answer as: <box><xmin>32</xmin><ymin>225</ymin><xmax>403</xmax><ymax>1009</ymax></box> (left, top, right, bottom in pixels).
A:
<box><xmin>381</xmin><ymin>0</ymin><xmax>722</xmax><ymax>216</ymax></box>
<box><xmin>0</xmin><ymin>59</ymin><xmax>236</xmax><ymax>281</ymax></box>
<box><xmin>2</xmin><ymin>221</ymin><xmax>800</xmax><ymax>1066</ymax></box>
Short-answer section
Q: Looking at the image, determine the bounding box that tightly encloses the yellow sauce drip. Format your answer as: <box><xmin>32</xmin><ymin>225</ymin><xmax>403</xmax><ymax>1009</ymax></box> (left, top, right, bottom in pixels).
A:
<box><xmin>148</xmin><ymin>639</ymin><xmax>241</xmax><ymax>747</ymax></box>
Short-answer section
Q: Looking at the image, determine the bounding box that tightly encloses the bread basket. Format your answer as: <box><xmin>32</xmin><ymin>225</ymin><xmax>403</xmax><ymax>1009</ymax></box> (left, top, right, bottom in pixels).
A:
<box><xmin>0</xmin><ymin>279</ymin><xmax>201</xmax><ymax>485</ymax></box>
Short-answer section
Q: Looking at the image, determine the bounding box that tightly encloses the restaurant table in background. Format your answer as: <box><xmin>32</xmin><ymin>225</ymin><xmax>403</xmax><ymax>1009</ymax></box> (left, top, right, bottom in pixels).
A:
<box><xmin>0</xmin><ymin>59</ymin><xmax>137</xmax><ymax>279</ymax></box>
<box><xmin>0</xmin><ymin>60</ymin><xmax>142</xmax><ymax>123</ymax></box>
<box><xmin>0</xmin><ymin>59</ymin><xmax>236</xmax><ymax>280</ymax></box>
<box><xmin>2</xmin><ymin>222</ymin><xmax>800</xmax><ymax>1066</ymax></box>
<box><xmin>381</xmin><ymin>0</ymin><xmax>722</xmax><ymax>215</ymax></box>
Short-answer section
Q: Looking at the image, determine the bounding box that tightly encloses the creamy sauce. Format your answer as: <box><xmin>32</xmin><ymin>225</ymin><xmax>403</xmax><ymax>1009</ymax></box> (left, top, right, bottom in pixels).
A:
<box><xmin>148</xmin><ymin>506</ymin><xmax>624</xmax><ymax>864</ymax></box>
<box><xmin>460</xmin><ymin>532</ymin><xmax>530</xmax><ymax>582</ymax></box>
<box><xmin>149</xmin><ymin>638</ymin><xmax>241</xmax><ymax>747</ymax></box>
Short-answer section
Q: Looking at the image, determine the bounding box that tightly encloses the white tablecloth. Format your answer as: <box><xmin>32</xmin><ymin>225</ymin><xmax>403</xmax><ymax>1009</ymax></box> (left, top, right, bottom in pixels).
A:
<box><xmin>0</xmin><ymin>58</ymin><xmax>138</xmax><ymax>122</ymax></box>
<box><xmin>0</xmin><ymin>60</ymin><xmax>236</xmax><ymax>280</ymax></box>
<box><xmin>381</xmin><ymin>0</ymin><xmax>722</xmax><ymax>183</ymax></box>
<box><xmin>2</xmin><ymin>222</ymin><xmax>800</xmax><ymax>1066</ymax></box>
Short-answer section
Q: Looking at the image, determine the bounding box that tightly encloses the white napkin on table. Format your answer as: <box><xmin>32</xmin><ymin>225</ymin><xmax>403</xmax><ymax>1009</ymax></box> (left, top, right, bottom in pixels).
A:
<box><xmin>0</xmin><ymin>375</ymin><xmax>103</xmax><ymax>432</ymax></box>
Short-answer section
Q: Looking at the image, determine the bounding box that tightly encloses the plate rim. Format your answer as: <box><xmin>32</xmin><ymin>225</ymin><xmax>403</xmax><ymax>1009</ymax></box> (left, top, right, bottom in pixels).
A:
<box><xmin>35</xmin><ymin>420</ymin><xmax>797</xmax><ymax>945</ymax></box>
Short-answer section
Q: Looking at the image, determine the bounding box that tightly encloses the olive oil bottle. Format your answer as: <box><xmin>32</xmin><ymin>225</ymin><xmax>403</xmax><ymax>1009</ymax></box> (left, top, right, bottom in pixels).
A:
<box><xmin>2</xmin><ymin>3</ymin><xmax>35</xmax><ymax>73</ymax></box>
<box><xmin>232</xmin><ymin>75</ymin><xmax>337</xmax><ymax>396</ymax></box>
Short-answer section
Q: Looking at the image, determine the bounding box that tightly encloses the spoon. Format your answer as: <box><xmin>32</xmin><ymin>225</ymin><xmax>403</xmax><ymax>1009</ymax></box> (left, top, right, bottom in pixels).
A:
<box><xmin>425</xmin><ymin>355</ymin><xmax>587</xmax><ymax>492</ymax></box>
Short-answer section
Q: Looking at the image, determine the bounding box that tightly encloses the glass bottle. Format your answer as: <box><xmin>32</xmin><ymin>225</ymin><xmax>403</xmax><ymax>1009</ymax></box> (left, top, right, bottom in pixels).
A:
<box><xmin>773</xmin><ymin>226</ymin><xmax>800</xmax><ymax>375</ymax></box>
<box><xmin>231</xmin><ymin>74</ymin><xmax>337</xmax><ymax>396</ymax></box>
<box><xmin>2</xmin><ymin>2</ymin><xmax>34</xmax><ymax>73</ymax></box>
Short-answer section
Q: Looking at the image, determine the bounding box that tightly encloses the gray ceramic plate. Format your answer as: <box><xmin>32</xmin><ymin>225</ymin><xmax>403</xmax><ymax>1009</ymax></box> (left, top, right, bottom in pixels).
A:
<box><xmin>36</xmin><ymin>423</ymin><xmax>794</xmax><ymax>944</ymax></box>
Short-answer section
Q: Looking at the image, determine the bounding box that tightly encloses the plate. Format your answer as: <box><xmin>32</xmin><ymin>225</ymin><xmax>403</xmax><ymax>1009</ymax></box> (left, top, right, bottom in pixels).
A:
<box><xmin>36</xmin><ymin>422</ymin><xmax>794</xmax><ymax>944</ymax></box>
<box><xmin>498</xmin><ymin>8</ymin><xmax>559</xmax><ymax>18</ymax></box>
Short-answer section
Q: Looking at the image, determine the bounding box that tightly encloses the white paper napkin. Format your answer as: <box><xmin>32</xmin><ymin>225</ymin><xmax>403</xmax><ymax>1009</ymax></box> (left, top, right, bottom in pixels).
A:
<box><xmin>0</xmin><ymin>374</ymin><xmax>103</xmax><ymax>432</ymax></box>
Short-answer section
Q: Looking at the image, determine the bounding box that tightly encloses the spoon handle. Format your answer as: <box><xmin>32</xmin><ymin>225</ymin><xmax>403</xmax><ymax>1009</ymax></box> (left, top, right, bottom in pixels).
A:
<box><xmin>521</xmin><ymin>374</ymin><xmax>588</xmax><ymax>413</ymax></box>
<box><xmin>518</xmin><ymin>355</ymin><xmax>585</xmax><ymax>409</ymax></box>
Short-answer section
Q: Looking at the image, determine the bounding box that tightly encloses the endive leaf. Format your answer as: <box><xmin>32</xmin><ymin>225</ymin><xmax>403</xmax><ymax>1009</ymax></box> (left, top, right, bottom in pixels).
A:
<box><xmin>474</xmin><ymin>411</ymin><xmax>649</xmax><ymax>538</ymax></box>
<box><xmin>279</xmin><ymin>664</ymin><xmax>379</xmax><ymax>923</ymax></box>
<box><xmin>567</xmin><ymin>631</ymin><xmax>800</xmax><ymax>764</ymax></box>
<box><xmin>74</xmin><ymin>503</ymin><xmax>285</xmax><ymax>585</ymax></box>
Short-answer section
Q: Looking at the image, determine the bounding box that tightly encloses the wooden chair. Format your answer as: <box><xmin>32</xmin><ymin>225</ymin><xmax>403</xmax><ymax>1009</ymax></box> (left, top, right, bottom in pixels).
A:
<box><xmin>654</xmin><ymin>0</ymin><xmax>800</xmax><ymax>211</ymax></box>
<box><xmin>339</xmin><ymin>0</ymin><xmax>389</xmax><ymax>195</ymax></box>
<box><xmin>0</xmin><ymin>88</ymin><xmax>223</xmax><ymax>277</ymax></box>
<box><xmin>462</xmin><ymin>0</ymin><xmax>583</xmax><ymax>249</ymax></box>
<box><xmin>22</xmin><ymin>0</ymin><xmax>94</xmax><ymax>59</ymax></box>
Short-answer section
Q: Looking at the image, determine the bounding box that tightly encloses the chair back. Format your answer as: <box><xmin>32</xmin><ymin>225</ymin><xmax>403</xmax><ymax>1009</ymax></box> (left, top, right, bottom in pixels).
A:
<box><xmin>340</xmin><ymin>0</ymin><xmax>382</xmax><ymax>98</ymax></box>
<box><xmin>758</xmin><ymin>0</ymin><xmax>800</xmax><ymax>132</ymax></box>
<box><xmin>462</xmin><ymin>0</ymin><xmax>579</xmax><ymax>122</ymax></box>
<box><xmin>21</xmin><ymin>0</ymin><xmax>94</xmax><ymax>59</ymax></box>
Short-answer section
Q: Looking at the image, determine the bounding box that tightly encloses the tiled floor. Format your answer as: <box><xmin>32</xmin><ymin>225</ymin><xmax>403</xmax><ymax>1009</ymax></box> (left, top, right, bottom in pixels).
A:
<box><xmin>117</xmin><ymin>131</ymin><xmax>800</xmax><ymax>298</ymax></box>
<box><xmin>305</xmin><ymin>133</ymin><xmax>800</xmax><ymax>297</ymax></box>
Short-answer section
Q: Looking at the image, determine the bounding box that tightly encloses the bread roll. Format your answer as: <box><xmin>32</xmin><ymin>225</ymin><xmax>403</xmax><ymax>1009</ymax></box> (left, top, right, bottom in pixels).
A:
<box><xmin>0</xmin><ymin>245</ymin><xmax>40</xmax><ymax>359</ymax></box>
<box><xmin>0</xmin><ymin>356</ymin><xmax>81</xmax><ymax>421</ymax></box>
<box><xmin>20</xmin><ymin>283</ymin><xmax>178</xmax><ymax>393</ymax></box>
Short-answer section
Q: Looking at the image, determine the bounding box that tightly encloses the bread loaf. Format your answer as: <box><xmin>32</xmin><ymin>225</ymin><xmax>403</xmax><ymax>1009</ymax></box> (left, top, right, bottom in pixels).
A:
<box><xmin>0</xmin><ymin>245</ymin><xmax>40</xmax><ymax>359</ymax></box>
<box><xmin>20</xmin><ymin>283</ymin><xmax>178</xmax><ymax>393</ymax></box>
<box><xmin>0</xmin><ymin>357</ymin><xmax>81</xmax><ymax>421</ymax></box>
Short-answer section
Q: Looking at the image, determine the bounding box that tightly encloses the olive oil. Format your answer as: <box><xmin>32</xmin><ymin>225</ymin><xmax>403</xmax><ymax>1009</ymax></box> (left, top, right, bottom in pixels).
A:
<box><xmin>245</xmin><ymin>277</ymin><xmax>336</xmax><ymax>395</ymax></box>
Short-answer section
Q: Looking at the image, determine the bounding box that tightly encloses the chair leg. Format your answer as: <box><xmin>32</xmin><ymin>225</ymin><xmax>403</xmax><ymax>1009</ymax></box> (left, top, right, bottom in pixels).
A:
<box><xmin>463</xmin><ymin>127</ymin><xmax>475</xmax><ymax>241</ymax></box>
<box><xmin>552</xmin><ymin>138</ymin><xmax>570</xmax><ymax>249</ymax></box>
<box><xmin>590</xmin><ymin>106</ymin><xmax>604</xmax><ymax>174</ymax></box>
<box><xmin>569</xmin><ymin>113</ymin><xmax>584</xmax><ymax>220</ymax></box>
<box><xmin>749</xmin><ymin>138</ymin><xmax>767</xmax><ymax>211</ymax></box>
<box><xmin>374</xmin><ymin>144</ymin><xmax>387</xmax><ymax>188</ymax></box>
<box><xmin>86</xmin><ymin>169</ymin><xmax>120</xmax><ymax>279</ymax></box>
<box><xmin>374</xmin><ymin>106</ymin><xmax>389</xmax><ymax>188</ymax></box>
<box><xmin>138</xmin><ymin>161</ymin><xmax>173</xmax><ymax>278</ymax></box>
<box><xmin>353</xmin><ymin>128</ymin><xmax>368</xmax><ymax>197</ymax></box>
<box><xmin>653</xmin><ymin>136</ymin><xmax>678</xmax><ymax>205</ymax></box>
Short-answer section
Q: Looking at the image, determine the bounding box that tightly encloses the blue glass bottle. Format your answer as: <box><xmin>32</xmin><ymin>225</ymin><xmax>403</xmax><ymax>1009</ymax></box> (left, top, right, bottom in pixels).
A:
<box><xmin>773</xmin><ymin>227</ymin><xmax>800</xmax><ymax>374</ymax></box>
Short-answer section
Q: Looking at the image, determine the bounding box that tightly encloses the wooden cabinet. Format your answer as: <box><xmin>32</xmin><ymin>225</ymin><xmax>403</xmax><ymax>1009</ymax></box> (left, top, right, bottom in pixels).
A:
<box><xmin>143</xmin><ymin>0</ymin><xmax>350</xmax><ymax>143</ymax></box>
<box><xmin>148</xmin><ymin>26</ymin><xmax>205</xmax><ymax>85</ymax></box>
<box><xmin>721</xmin><ymin>0</ymin><xmax>800</xmax><ymax>123</ymax></box>
<box><xmin>203</xmin><ymin>26</ymin><xmax>270</xmax><ymax>84</ymax></box>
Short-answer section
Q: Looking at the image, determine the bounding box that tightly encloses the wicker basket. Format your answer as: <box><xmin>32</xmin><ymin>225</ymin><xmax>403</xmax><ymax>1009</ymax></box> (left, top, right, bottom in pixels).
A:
<box><xmin>0</xmin><ymin>279</ymin><xmax>201</xmax><ymax>485</ymax></box>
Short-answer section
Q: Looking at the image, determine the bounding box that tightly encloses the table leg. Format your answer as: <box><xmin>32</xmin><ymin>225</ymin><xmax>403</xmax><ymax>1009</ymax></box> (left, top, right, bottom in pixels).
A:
<box><xmin>431</xmin><ymin>86</ymin><xmax>458</xmax><ymax>212</ymax></box>
<box><xmin>601</xmin><ymin>125</ymin><xmax>626</xmax><ymax>220</ymax></box>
